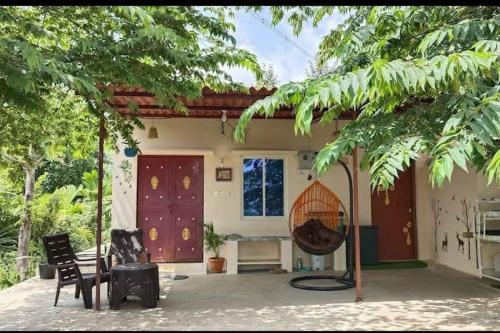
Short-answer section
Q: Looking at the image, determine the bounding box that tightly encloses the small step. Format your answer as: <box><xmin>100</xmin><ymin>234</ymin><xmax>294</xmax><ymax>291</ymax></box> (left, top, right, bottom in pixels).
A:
<box><xmin>157</xmin><ymin>262</ymin><xmax>207</xmax><ymax>275</ymax></box>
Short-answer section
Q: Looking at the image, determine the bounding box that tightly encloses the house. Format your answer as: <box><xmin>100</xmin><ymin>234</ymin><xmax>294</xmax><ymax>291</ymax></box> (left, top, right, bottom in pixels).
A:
<box><xmin>109</xmin><ymin>86</ymin><xmax>500</xmax><ymax>277</ymax></box>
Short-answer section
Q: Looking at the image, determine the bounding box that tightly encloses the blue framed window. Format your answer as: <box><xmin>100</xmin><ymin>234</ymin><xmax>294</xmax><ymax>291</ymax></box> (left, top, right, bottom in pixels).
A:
<box><xmin>243</xmin><ymin>158</ymin><xmax>284</xmax><ymax>217</ymax></box>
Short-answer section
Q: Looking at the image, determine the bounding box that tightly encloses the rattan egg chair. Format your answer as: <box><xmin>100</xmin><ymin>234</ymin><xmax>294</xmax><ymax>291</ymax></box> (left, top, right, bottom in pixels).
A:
<box><xmin>289</xmin><ymin>160</ymin><xmax>355</xmax><ymax>291</ymax></box>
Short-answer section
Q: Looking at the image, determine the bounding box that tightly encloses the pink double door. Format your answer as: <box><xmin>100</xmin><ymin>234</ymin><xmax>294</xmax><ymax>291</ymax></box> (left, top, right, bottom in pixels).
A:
<box><xmin>137</xmin><ymin>155</ymin><xmax>203</xmax><ymax>263</ymax></box>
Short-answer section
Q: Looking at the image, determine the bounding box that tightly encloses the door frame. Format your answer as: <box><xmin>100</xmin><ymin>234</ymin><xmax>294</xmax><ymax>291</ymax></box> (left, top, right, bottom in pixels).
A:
<box><xmin>136</xmin><ymin>154</ymin><xmax>205</xmax><ymax>263</ymax></box>
<box><xmin>370</xmin><ymin>162</ymin><xmax>418</xmax><ymax>260</ymax></box>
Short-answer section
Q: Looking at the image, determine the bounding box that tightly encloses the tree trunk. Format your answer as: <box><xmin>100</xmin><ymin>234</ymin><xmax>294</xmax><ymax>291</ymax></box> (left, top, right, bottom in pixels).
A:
<box><xmin>17</xmin><ymin>165</ymin><xmax>36</xmax><ymax>280</ymax></box>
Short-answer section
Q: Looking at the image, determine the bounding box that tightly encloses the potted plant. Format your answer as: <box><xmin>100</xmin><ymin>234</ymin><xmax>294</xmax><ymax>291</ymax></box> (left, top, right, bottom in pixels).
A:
<box><xmin>123</xmin><ymin>139</ymin><xmax>141</xmax><ymax>158</ymax></box>
<box><xmin>203</xmin><ymin>222</ymin><xmax>228</xmax><ymax>273</ymax></box>
<box><xmin>38</xmin><ymin>244</ymin><xmax>55</xmax><ymax>279</ymax></box>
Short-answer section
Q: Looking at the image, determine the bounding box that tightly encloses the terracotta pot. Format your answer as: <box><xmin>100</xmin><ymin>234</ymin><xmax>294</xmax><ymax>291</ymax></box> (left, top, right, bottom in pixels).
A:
<box><xmin>208</xmin><ymin>257</ymin><xmax>225</xmax><ymax>273</ymax></box>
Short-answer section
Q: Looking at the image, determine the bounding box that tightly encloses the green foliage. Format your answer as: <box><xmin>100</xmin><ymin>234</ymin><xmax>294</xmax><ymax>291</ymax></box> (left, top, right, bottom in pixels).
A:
<box><xmin>0</xmin><ymin>251</ymin><xmax>37</xmax><ymax>289</ymax></box>
<box><xmin>0</xmin><ymin>5</ymin><xmax>262</xmax><ymax>285</ymax></box>
<box><xmin>30</xmin><ymin>169</ymin><xmax>112</xmax><ymax>257</ymax></box>
<box><xmin>0</xmin><ymin>224</ymin><xmax>16</xmax><ymax>252</ymax></box>
<box><xmin>0</xmin><ymin>252</ymin><xmax>20</xmax><ymax>289</ymax></box>
<box><xmin>203</xmin><ymin>222</ymin><xmax>228</xmax><ymax>258</ymax></box>
<box><xmin>0</xmin><ymin>90</ymin><xmax>98</xmax><ymax>173</ymax></box>
<box><xmin>0</xmin><ymin>6</ymin><xmax>262</xmax><ymax>148</ymax></box>
<box><xmin>255</xmin><ymin>63</ymin><xmax>279</xmax><ymax>89</ymax></box>
<box><xmin>235</xmin><ymin>6</ymin><xmax>500</xmax><ymax>190</ymax></box>
<box><xmin>0</xmin><ymin>161</ymin><xmax>113</xmax><ymax>290</ymax></box>
<box><xmin>0</xmin><ymin>170</ymin><xmax>20</xmax><ymax>254</ymax></box>
<box><xmin>306</xmin><ymin>54</ymin><xmax>337</xmax><ymax>79</ymax></box>
<box><xmin>36</xmin><ymin>157</ymin><xmax>96</xmax><ymax>194</ymax></box>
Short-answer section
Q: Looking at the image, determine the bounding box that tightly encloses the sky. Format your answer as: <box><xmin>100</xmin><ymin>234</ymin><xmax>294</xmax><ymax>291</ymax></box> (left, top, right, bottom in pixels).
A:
<box><xmin>225</xmin><ymin>7</ymin><xmax>347</xmax><ymax>87</ymax></box>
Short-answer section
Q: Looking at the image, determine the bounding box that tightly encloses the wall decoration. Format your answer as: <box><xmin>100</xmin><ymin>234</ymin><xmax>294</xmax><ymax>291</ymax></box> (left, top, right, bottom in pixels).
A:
<box><xmin>441</xmin><ymin>233</ymin><xmax>448</xmax><ymax>252</ymax></box>
<box><xmin>151</xmin><ymin>176</ymin><xmax>159</xmax><ymax>190</ymax></box>
<box><xmin>402</xmin><ymin>221</ymin><xmax>412</xmax><ymax>246</ymax></box>
<box><xmin>149</xmin><ymin>227</ymin><xmax>158</xmax><ymax>241</ymax></box>
<box><xmin>384</xmin><ymin>185</ymin><xmax>395</xmax><ymax>206</ymax></box>
<box><xmin>183</xmin><ymin>176</ymin><xmax>191</xmax><ymax>190</ymax></box>
<box><xmin>118</xmin><ymin>159</ymin><xmax>133</xmax><ymax>194</ymax></box>
<box><xmin>216</xmin><ymin>167</ymin><xmax>232</xmax><ymax>181</ymax></box>
<box><xmin>182</xmin><ymin>227</ymin><xmax>191</xmax><ymax>241</ymax></box>
<box><xmin>457</xmin><ymin>199</ymin><xmax>473</xmax><ymax>260</ymax></box>
<box><xmin>456</xmin><ymin>232</ymin><xmax>465</xmax><ymax>254</ymax></box>
<box><xmin>432</xmin><ymin>199</ymin><xmax>442</xmax><ymax>253</ymax></box>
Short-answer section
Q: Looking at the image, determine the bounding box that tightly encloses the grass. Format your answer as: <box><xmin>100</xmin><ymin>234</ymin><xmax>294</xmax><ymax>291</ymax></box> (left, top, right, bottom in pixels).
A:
<box><xmin>362</xmin><ymin>260</ymin><xmax>428</xmax><ymax>270</ymax></box>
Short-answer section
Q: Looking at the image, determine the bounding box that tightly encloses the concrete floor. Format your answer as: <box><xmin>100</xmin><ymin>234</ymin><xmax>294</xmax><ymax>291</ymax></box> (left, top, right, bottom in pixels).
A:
<box><xmin>1</xmin><ymin>262</ymin><xmax>500</xmax><ymax>331</ymax></box>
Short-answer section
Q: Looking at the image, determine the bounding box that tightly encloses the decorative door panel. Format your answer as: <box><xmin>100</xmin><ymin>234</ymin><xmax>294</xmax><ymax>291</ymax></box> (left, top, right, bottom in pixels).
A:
<box><xmin>173</xmin><ymin>157</ymin><xmax>203</xmax><ymax>207</ymax></box>
<box><xmin>137</xmin><ymin>157</ymin><xmax>170</xmax><ymax>262</ymax></box>
<box><xmin>172</xmin><ymin>205</ymin><xmax>203</xmax><ymax>261</ymax></box>
<box><xmin>139</xmin><ymin>159</ymin><xmax>168</xmax><ymax>210</ymax></box>
<box><xmin>172</xmin><ymin>156</ymin><xmax>203</xmax><ymax>262</ymax></box>
<box><xmin>139</xmin><ymin>211</ymin><xmax>167</xmax><ymax>261</ymax></box>
<box><xmin>371</xmin><ymin>163</ymin><xmax>416</xmax><ymax>261</ymax></box>
<box><xmin>137</xmin><ymin>155</ymin><xmax>203</xmax><ymax>263</ymax></box>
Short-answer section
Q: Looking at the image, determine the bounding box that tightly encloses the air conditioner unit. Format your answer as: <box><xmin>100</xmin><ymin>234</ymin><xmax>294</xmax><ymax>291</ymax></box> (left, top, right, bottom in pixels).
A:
<box><xmin>297</xmin><ymin>151</ymin><xmax>318</xmax><ymax>170</ymax></box>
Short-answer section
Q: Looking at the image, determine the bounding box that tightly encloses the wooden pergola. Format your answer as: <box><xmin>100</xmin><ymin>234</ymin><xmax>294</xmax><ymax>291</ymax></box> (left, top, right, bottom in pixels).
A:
<box><xmin>93</xmin><ymin>86</ymin><xmax>363</xmax><ymax>310</ymax></box>
<box><xmin>109</xmin><ymin>85</ymin><xmax>360</xmax><ymax>120</ymax></box>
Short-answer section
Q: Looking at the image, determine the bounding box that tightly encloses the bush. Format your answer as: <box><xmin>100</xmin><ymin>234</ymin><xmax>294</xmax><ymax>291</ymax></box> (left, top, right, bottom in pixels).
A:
<box><xmin>0</xmin><ymin>251</ymin><xmax>36</xmax><ymax>289</ymax></box>
<box><xmin>0</xmin><ymin>162</ymin><xmax>112</xmax><ymax>289</ymax></box>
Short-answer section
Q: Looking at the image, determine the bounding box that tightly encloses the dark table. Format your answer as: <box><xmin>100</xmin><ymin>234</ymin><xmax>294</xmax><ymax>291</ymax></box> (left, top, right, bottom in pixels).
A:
<box><xmin>109</xmin><ymin>263</ymin><xmax>160</xmax><ymax>310</ymax></box>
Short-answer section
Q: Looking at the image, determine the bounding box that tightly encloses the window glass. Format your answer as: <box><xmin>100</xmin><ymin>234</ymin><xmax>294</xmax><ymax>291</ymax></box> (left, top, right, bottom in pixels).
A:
<box><xmin>265</xmin><ymin>159</ymin><xmax>284</xmax><ymax>216</ymax></box>
<box><xmin>243</xmin><ymin>158</ymin><xmax>263</xmax><ymax>216</ymax></box>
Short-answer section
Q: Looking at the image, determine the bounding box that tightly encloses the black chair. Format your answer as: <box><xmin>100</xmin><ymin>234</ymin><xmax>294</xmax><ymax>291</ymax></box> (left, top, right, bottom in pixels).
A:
<box><xmin>42</xmin><ymin>232</ymin><xmax>110</xmax><ymax>309</ymax></box>
<box><xmin>107</xmin><ymin>229</ymin><xmax>159</xmax><ymax>303</ymax></box>
<box><xmin>106</xmin><ymin>228</ymin><xmax>151</xmax><ymax>268</ymax></box>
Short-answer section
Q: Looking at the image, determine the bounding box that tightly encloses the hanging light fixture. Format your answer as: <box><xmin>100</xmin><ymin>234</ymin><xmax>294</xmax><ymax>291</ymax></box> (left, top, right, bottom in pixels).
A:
<box><xmin>221</xmin><ymin>110</ymin><xmax>227</xmax><ymax>134</ymax></box>
<box><xmin>148</xmin><ymin>118</ymin><xmax>159</xmax><ymax>139</ymax></box>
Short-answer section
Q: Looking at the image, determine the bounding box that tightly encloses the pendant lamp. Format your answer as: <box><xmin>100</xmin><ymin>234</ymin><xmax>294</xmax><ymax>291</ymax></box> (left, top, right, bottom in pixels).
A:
<box><xmin>148</xmin><ymin>119</ymin><xmax>159</xmax><ymax>139</ymax></box>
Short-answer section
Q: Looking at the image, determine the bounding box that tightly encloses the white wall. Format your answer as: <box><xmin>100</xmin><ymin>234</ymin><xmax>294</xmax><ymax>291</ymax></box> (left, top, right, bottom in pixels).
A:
<box><xmin>111</xmin><ymin>117</ymin><xmax>497</xmax><ymax>274</ymax></box>
<box><xmin>112</xmin><ymin>118</ymin><xmax>373</xmax><ymax>270</ymax></box>
<box><xmin>415</xmin><ymin>158</ymin><xmax>500</xmax><ymax>275</ymax></box>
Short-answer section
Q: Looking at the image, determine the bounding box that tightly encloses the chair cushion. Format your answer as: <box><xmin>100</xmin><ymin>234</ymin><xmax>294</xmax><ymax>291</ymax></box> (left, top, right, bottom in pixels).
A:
<box><xmin>110</xmin><ymin>229</ymin><xmax>148</xmax><ymax>264</ymax></box>
<box><xmin>293</xmin><ymin>219</ymin><xmax>343</xmax><ymax>253</ymax></box>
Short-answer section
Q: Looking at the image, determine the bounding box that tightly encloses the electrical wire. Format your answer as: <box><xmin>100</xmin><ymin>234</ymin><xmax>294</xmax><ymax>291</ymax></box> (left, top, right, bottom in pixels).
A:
<box><xmin>249</xmin><ymin>11</ymin><xmax>315</xmax><ymax>60</ymax></box>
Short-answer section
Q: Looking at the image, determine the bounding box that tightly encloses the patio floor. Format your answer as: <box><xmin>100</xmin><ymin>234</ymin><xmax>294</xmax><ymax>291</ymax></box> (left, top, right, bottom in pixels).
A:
<box><xmin>1</xmin><ymin>262</ymin><xmax>500</xmax><ymax>331</ymax></box>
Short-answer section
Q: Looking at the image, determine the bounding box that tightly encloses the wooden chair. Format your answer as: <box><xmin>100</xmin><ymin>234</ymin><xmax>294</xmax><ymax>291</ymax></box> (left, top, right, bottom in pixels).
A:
<box><xmin>42</xmin><ymin>232</ymin><xmax>110</xmax><ymax>309</ymax></box>
<box><xmin>106</xmin><ymin>229</ymin><xmax>151</xmax><ymax>268</ymax></box>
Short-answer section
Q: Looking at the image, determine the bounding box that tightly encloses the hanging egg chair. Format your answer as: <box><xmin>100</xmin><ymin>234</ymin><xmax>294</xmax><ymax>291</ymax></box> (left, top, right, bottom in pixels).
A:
<box><xmin>289</xmin><ymin>181</ymin><xmax>348</xmax><ymax>255</ymax></box>
<box><xmin>289</xmin><ymin>160</ymin><xmax>355</xmax><ymax>291</ymax></box>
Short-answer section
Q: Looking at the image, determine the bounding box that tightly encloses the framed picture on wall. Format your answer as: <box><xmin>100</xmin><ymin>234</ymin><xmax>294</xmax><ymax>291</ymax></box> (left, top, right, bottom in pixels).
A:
<box><xmin>216</xmin><ymin>167</ymin><xmax>232</xmax><ymax>181</ymax></box>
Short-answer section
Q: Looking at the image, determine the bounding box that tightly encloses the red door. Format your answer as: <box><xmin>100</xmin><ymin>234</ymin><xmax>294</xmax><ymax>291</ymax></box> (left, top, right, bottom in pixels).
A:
<box><xmin>137</xmin><ymin>155</ymin><xmax>203</xmax><ymax>263</ymax></box>
<box><xmin>371</xmin><ymin>164</ymin><xmax>416</xmax><ymax>261</ymax></box>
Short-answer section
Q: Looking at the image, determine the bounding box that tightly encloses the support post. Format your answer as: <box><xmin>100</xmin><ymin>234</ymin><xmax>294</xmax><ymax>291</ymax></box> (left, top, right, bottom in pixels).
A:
<box><xmin>95</xmin><ymin>110</ymin><xmax>105</xmax><ymax>311</ymax></box>
<box><xmin>352</xmin><ymin>111</ymin><xmax>363</xmax><ymax>302</ymax></box>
